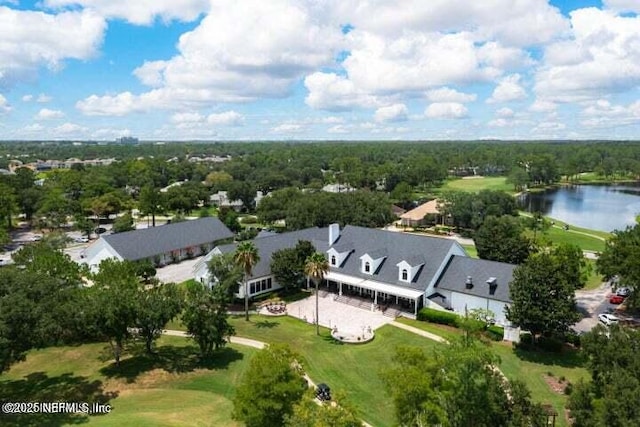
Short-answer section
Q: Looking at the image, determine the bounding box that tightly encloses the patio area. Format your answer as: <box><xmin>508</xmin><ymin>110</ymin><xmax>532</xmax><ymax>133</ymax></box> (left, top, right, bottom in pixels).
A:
<box><xmin>287</xmin><ymin>293</ymin><xmax>394</xmax><ymax>335</ymax></box>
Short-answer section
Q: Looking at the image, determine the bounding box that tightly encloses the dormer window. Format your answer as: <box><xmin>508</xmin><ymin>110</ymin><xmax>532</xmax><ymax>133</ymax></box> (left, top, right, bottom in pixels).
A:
<box><xmin>360</xmin><ymin>251</ymin><xmax>386</xmax><ymax>275</ymax></box>
<box><xmin>331</xmin><ymin>255</ymin><xmax>336</xmax><ymax>266</ymax></box>
<box><xmin>396</xmin><ymin>257</ymin><xmax>425</xmax><ymax>283</ymax></box>
<box><xmin>402</xmin><ymin>269</ymin><xmax>408</xmax><ymax>281</ymax></box>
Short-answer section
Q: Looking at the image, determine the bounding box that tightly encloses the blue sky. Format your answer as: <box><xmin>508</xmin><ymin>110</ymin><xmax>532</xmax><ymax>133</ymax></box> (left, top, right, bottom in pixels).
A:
<box><xmin>0</xmin><ymin>0</ymin><xmax>639</xmax><ymax>141</ymax></box>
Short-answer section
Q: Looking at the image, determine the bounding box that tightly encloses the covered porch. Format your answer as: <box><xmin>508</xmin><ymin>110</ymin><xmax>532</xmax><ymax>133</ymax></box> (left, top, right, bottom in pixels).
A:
<box><xmin>323</xmin><ymin>271</ymin><xmax>424</xmax><ymax>317</ymax></box>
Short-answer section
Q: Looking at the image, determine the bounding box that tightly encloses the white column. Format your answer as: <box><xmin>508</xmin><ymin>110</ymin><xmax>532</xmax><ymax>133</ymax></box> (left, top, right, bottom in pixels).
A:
<box><xmin>374</xmin><ymin>290</ymin><xmax>378</xmax><ymax>305</ymax></box>
<box><xmin>339</xmin><ymin>282</ymin><xmax>343</xmax><ymax>296</ymax></box>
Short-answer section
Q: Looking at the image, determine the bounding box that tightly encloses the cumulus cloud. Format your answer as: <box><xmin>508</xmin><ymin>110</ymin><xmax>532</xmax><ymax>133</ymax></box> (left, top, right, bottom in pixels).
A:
<box><xmin>0</xmin><ymin>94</ymin><xmax>11</xmax><ymax>113</ymax></box>
<box><xmin>487</xmin><ymin>74</ymin><xmax>527</xmax><ymax>103</ymax></box>
<box><xmin>53</xmin><ymin>122</ymin><xmax>88</xmax><ymax>136</ymax></box>
<box><xmin>603</xmin><ymin>0</ymin><xmax>640</xmax><ymax>13</ymax></box>
<box><xmin>207</xmin><ymin>111</ymin><xmax>244</xmax><ymax>126</ymax></box>
<box><xmin>0</xmin><ymin>7</ymin><xmax>105</xmax><ymax>85</ymax></box>
<box><xmin>304</xmin><ymin>72</ymin><xmax>380</xmax><ymax>111</ymax></box>
<box><xmin>529</xmin><ymin>99</ymin><xmax>557</xmax><ymax>113</ymax></box>
<box><xmin>535</xmin><ymin>8</ymin><xmax>640</xmax><ymax>102</ymax></box>
<box><xmin>35</xmin><ymin>108</ymin><xmax>65</xmax><ymax>120</ymax></box>
<box><xmin>43</xmin><ymin>0</ymin><xmax>209</xmax><ymax>25</ymax></box>
<box><xmin>374</xmin><ymin>104</ymin><xmax>408</xmax><ymax>123</ymax></box>
<box><xmin>425</xmin><ymin>102</ymin><xmax>468</xmax><ymax>119</ymax></box>
<box><xmin>426</xmin><ymin>87</ymin><xmax>477</xmax><ymax>103</ymax></box>
<box><xmin>79</xmin><ymin>0</ymin><xmax>343</xmax><ymax>115</ymax></box>
<box><xmin>21</xmin><ymin>94</ymin><xmax>33</xmax><ymax>102</ymax></box>
<box><xmin>580</xmin><ymin>99</ymin><xmax>640</xmax><ymax>128</ymax></box>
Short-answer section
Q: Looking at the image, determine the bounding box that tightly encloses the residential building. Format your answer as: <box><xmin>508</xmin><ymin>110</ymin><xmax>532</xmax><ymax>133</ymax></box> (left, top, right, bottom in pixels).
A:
<box><xmin>83</xmin><ymin>217</ymin><xmax>234</xmax><ymax>271</ymax></box>
<box><xmin>400</xmin><ymin>199</ymin><xmax>441</xmax><ymax>227</ymax></box>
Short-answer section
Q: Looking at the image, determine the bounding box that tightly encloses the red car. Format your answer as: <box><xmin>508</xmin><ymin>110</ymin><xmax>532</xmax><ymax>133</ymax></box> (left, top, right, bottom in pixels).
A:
<box><xmin>609</xmin><ymin>294</ymin><xmax>625</xmax><ymax>304</ymax></box>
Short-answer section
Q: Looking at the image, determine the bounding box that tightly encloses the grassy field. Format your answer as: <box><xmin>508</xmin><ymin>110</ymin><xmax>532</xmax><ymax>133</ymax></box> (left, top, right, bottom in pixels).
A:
<box><xmin>440</xmin><ymin>176</ymin><xmax>514</xmax><ymax>193</ymax></box>
<box><xmin>228</xmin><ymin>315</ymin><xmax>443</xmax><ymax>427</ymax></box>
<box><xmin>520</xmin><ymin>212</ymin><xmax>610</xmax><ymax>252</ymax></box>
<box><xmin>0</xmin><ymin>336</ymin><xmax>255</xmax><ymax>427</ymax></box>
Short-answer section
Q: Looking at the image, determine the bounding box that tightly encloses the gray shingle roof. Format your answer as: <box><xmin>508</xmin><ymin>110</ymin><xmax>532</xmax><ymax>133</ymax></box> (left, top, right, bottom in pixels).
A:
<box><xmin>216</xmin><ymin>227</ymin><xmax>329</xmax><ymax>278</ymax></box>
<box><xmin>433</xmin><ymin>255</ymin><xmax>515</xmax><ymax>303</ymax></box>
<box><xmin>329</xmin><ymin>226</ymin><xmax>456</xmax><ymax>291</ymax></box>
<box><xmin>103</xmin><ymin>217</ymin><xmax>234</xmax><ymax>261</ymax></box>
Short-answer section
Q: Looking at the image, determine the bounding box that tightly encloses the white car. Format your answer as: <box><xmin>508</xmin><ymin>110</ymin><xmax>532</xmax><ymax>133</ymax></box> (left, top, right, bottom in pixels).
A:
<box><xmin>598</xmin><ymin>313</ymin><xmax>619</xmax><ymax>326</ymax></box>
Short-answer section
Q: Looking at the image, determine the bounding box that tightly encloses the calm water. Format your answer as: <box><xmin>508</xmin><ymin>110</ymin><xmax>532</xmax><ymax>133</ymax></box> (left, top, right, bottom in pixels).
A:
<box><xmin>518</xmin><ymin>184</ymin><xmax>640</xmax><ymax>232</ymax></box>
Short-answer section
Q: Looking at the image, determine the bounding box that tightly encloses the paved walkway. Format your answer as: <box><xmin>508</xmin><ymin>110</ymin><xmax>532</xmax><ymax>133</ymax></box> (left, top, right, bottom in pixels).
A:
<box><xmin>389</xmin><ymin>321</ymin><xmax>449</xmax><ymax>343</ymax></box>
<box><xmin>287</xmin><ymin>294</ymin><xmax>394</xmax><ymax>335</ymax></box>
<box><xmin>163</xmin><ymin>329</ymin><xmax>266</xmax><ymax>349</ymax></box>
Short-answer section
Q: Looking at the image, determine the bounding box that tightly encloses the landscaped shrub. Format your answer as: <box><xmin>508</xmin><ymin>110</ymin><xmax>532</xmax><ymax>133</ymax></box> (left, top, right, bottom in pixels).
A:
<box><xmin>564</xmin><ymin>382</ymin><xmax>573</xmax><ymax>395</ymax></box>
<box><xmin>486</xmin><ymin>325</ymin><xmax>504</xmax><ymax>341</ymax></box>
<box><xmin>418</xmin><ymin>308</ymin><xmax>460</xmax><ymax>327</ymax></box>
<box><xmin>241</xmin><ymin>216</ymin><xmax>258</xmax><ymax>224</ymax></box>
<box><xmin>537</xmin><ymin>336</ymin><xmax>564</xmax><ymax>353</ymax></box>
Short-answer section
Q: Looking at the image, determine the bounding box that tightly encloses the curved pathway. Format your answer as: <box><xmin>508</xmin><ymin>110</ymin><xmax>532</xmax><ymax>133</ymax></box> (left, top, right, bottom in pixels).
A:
<box><xmin>389</xmin><ymin>321</ymin><xmax>449</xmax><ymax>343</ymax></box>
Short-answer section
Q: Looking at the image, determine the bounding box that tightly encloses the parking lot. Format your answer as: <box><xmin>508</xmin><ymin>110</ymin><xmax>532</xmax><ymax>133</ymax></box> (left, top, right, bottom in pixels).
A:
<box><xmin>574</xmin><ymin>280</ymin><xmax>637</xmax><ymax>332</ymax></box>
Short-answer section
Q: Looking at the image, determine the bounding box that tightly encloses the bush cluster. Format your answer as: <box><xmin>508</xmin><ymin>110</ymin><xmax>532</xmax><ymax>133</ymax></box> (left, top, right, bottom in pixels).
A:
<box><xmin>417</xmin><ymin>308</ymin><xmax>460</xmax><ymax>327</ymax></box>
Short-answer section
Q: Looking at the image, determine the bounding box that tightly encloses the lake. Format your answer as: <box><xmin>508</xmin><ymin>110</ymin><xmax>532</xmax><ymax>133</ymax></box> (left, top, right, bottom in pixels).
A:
<box><xmin>518</xmin><ymin>183</ymin><xmax>640</xmax><ymax>233</ymax></box>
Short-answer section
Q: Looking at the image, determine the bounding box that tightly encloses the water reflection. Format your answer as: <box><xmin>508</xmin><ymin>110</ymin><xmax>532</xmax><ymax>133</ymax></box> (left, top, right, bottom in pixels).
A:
<box><xmin>518</xmin><ymin>183</ymin><xmax>640</xmax><ymax>232</ymax></box>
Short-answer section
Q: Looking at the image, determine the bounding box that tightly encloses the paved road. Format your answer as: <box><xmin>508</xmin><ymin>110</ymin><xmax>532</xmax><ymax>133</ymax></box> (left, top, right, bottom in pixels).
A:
<box><xmin>574</xmin><ymin>280</ymin><xmax>615</xmax><ymax>333</ymax></box>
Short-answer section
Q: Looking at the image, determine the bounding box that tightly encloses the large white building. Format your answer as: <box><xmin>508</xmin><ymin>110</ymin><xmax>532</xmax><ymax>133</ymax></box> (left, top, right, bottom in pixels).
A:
<box><xmin>194</xmin><ymin>224</ymin><xmax>517</xmax><ymax>325</ymax></box>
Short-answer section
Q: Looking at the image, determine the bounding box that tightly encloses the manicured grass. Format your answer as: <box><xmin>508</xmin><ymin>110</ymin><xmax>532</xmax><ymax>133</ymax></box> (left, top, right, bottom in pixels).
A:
<box><xmin>569</xmin><ymin>172</ymin><xmax>636</xmax><ymax>184</ymax></box>
<box><xmin>441</xmin><ymin>176</ymin><xmax>514</xmax><ymax>193</ymax></box>
<box><xmin>461</xmin><ymin>244</ymin><xmax>478</xmax><ymax>258</ymax></box>
<box><xmin>229</xmin><ymin>315</ymin><xmax>443</xmax><ymax>427</ymax></box>
<box><xmin>584</xmin><ymin>259</ymin><xmax>604</xmax><ymax>291</ymax></box>
<box><xmin>493</xmin><ymin>343</ymin><xmax>589</xmax><ymax>427</ymax></box>
<box><xmin>0</xmin><ymin>336</ymin><xmax>255</xmax><ymax>427</ymax></box>
<box><xmin>520</xmin><ymin>212</ymin><xmax>609</xmax><ymax>252</ymax></box>
<box><xmin>394</xmin><ymin>317</ymin><xmax>462</xmax><ymax>342</ymax></box>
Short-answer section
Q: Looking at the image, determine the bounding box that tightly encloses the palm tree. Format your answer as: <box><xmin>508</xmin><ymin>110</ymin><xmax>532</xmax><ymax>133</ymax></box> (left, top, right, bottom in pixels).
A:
<box><xmin>304</xmin><ymin>252</ymin><xmax>329</xmax><ymax>336</ymax></box>
<box><xmin>234</xmin><ymin>241</ymin><xmax>260</xmax><ymax>321</ymax></box>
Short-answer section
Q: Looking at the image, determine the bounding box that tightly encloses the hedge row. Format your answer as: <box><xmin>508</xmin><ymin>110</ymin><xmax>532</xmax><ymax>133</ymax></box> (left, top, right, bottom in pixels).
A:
<box><xmin>417</xmin><ymin>308</ymin><xmax>460</xmax><ymax>327</ymax></box>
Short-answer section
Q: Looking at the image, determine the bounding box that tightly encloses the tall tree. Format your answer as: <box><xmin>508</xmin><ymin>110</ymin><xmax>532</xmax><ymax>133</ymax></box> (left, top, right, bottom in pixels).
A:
<box><xmin>271</xmin><ymin>240</ymin><xmax>316</xmax><ymax>293</ymax></box>
<box><xmin>207</xmin><ymin>252</ymin><xmax>243</xmax><ymax>296</ymax></box>
<box><xmin>138</xmin><ymin>185</ymin><xmax>164</xmax><ymax>227</ymax></box>
<box><xmin>304</xmin><ymin>252</ymin><xmax>329</xmax><ymax>336</ymax></box>
<box><xmin>233</xmin><ymin>344</ymin><xmax>307</xmax><ymax>427</ymax></box>
<box><xmin>506</xmin><ymin>245</ymin><xmax>585</xmax><ymax>342</ymax></box>
<box><xmin>135</xmin><ymin>283</ymin><xmax>182</xmax><ymax>354</ymax></box>
<box><xmin>474</xmin><ymin>216</ymin><xmax>532</xmax><ymax>264</ymax></box>
<box><xmin>381</xmin><ymin>340</ymin><xmax>545</xmax><ymax>427</ymax></box>
<box><xmin>285</xmin><ymin>391</ymin><xmax>361</xmax><ymax>427</ymax></box>
<box><xmin>596</xmin><ymin>223</ymin><xmax>640</xmax><ymax>308</ymax></box>
<box><xmin>182</xmin><ymin>282</ymin><xmax>235</xmax><ymax>357</ymax></box>
<box><xmin>234</xmin><ymin>241</ymin><xmax>260</xmax><ymax>321</ymax></box>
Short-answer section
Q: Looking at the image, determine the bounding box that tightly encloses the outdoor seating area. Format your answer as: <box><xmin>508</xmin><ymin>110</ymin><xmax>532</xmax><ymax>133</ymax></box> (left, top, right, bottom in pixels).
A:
<box><xmin>258</xmin><ymin>300</ymin><xmax>287</xmax><ymax>316</ymax></box>
<box><xmin>331</xmin><ymin>325</ymin><xmax>375</xmax><ymax>344</ymax></box>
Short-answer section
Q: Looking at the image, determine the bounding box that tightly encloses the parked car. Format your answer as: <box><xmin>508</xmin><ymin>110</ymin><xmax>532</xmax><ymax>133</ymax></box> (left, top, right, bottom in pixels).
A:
<box><xmin>74</xmin><ymin>236</ymin><xmax>89</xmax><ymax>243</ymax></box>
<box><xmin>315</xmin><ymin>383</ymin><xmax>331</xmax><ymax>401</ymax></box>
<box><xmin>609</xmin><ymin>295</ymin><xmax>624</xmax><ymax>304</ymax></box>
<box><xmin>599</xmin><ymin>313</ymin><xmax>619</xmax><ymax>326</ymax></box>
<box><xmin>616</xmin><ymin>287</ymin><xmax>631</xmax><ymax>297</ymax></box>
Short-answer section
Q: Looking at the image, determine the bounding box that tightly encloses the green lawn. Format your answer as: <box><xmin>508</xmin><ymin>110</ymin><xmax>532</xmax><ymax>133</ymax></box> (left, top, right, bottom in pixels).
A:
<box><xmin>493</xmin><ymin>343</ymin><xmax>589</xmax><ymax>426</ymax></box>
<box><xmin>461</xmin><ymin>244</ymin><xmax>478</xmax><ymax>258</ymax></box>
<box><xmin>440</xmin><ymin>176</ymin><xmax>514</xmax><ymax>193</ymax></box>
<box><xmin>520</xmin><ymin>212</ymin><xmax>610</xmax><ymax>252</ymax></box>
<box><xmin>0</xmin><ymin>336</ymin><xmax>255</xmax><ymax>427</ymax></box>
<box><xmin>228</xmin><ymin>315</ymin><xmax>443</xmax><ymax>427</ymax></box>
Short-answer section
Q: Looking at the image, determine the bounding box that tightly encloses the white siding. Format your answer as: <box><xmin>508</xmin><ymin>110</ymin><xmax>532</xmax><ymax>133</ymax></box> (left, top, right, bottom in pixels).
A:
<box><xmin>449</xmin><ymin>292</ymin><xmax>510</xmax><ymax>326</ymax></box>
<box><xmin>84</xmin><ymin>239</ymin><xmax>122</xmax><ymax>272</ymax></box>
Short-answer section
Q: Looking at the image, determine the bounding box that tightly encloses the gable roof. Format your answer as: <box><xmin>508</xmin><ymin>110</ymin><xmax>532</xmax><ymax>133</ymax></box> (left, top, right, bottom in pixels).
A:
<box><xmin>328</xmin><ymin>225</ymin><xmax>457</xmax><ymax>291</ymax></box>
<box><xmin>102</xmin><ymin>217</ymin><xmax>234</xmax><ymax>261</ymax></box>
<box><xmin>215</xmin><ymin>227</ymin><xmax>329</xmax><ymax>279</ymax></box>
<box><xmin>433</xmin><ymin>255</ymin><xmax>515</xmax><ymax>303</ymax></box>
<box><xmin>400</xmin><ymin>199</ymin><xmax>440</xmax><ymax>221</ymax></box>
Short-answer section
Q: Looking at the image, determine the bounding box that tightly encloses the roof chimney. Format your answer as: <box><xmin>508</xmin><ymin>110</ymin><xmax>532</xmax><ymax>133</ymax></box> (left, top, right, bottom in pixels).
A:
<box><xmin>465</xmin><ymin>276</ymin><xmax>473</xmax><ymax>289</ymax></box>
<box><xmin>329</xmin><ymin>223</ymin><xmax>340</xmax><ymax>245</ymax></box>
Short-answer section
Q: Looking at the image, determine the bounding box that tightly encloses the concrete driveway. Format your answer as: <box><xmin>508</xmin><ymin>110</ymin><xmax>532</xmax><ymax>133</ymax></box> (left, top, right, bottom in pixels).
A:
<box><xmin>155</xmin><ymin>257</ymin><xmax>202</xmax><ymax>284</ymax></box>
<box><xmin>574</xmin><ymin>280</ymin><xmax>617</xmax><ymax>333</ymax></box>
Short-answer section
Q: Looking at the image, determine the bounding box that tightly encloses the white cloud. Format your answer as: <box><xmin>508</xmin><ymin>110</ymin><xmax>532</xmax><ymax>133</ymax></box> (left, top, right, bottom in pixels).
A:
<box><xmin>53</xmin><ymin>122</ymin><xmax>88</xmax><ymax>135</ymax></box>
<box><xmin>603</xmin><ymin>0</ymin><xmax>640</xmax><ymax>13</ymax></box>
<box><xmin>43</xmin><ymin>0</ymin><xmax>209</xmax><ymax>25</ymax></box>
<box><xmin>304</xmin><ymin>72</ymin><xmax>380</xmax><ymax>111</ymax></box>
<box><xmin>374</xmin><ymin>104</ymin><xmax>408</xmax><ymax>123</ymax></box>
<box><xmin>21</xmin><ymin>94</ymin><xmax>33</xmax><ymax>102</ymax></box>
<box><xmin>35</xmin><ymin>108</ymin><xmax>65</xmax><ymax>120</ymax></box>
<box><xmin>425</xmin><ymin>102</ymin><xmax>468</xmax><ymax>119</ymax></box>
<box><xmin>170</xmin><ymin>112</ymin><xmax>203</xmax><ymax>124</ymax></box>
<box><xmin>0</xmin><ymin>7</ymin><xmax>105</xmax><ymax>85</ymax></box>
<box><xmin>535</xmin><ymin>8</ymin><xmax>640</xmax><ymax>102</ymax></box>
<box><xmin>91</xmin><ymin>128</ymin><xmax>132</xmax><ymax>140</ymax></box>
<box><xmin>271</xmin><ymin>123</ymin><xmax>305</xmax><ymax>133</ymax></box>
<box><xmin>496</xmin><ymin>107</ymin><xmax>514</xmax><ymax>118</ymax></box>
<box><xmin>487</xmin><ymin>74</ymin><xmax>527</xmax><ymax>103</ymax></box>
<box><xmin>580</xmin><ymin>99</ymin><xmax>640</xmax><ymax>128</ymax></box>
<box><xmin>327</xmin><ymin>124</ymin><xmax>351</xmax><ymax>134</ymax></box>
<box><xmin>37</xmin><ymin>94</ymin><xmax>52</xmax><ymax>103</ymax></box>
<box><xmin>79</xmin><ymin>0</ymin><xmax>343</xmax><ymax>115</ymax></box>
<box><xmin>529</xmin><ymin>99</ymin><xmax>557</xmax><ymax>113</ymax></box>
<box><xmin>426</xmin><ymin>87</ymin><xmax>477</xmax><ymax>103</ymax></box>
<box><xmin>207</xmin><ymin>111</ymin><xmax>244</xmax><ymax>126</ymax></box>
<box><xmin>0</xmin><ymin>94</ymin><xmax>11</xmax><ymax>113</ymax></box>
